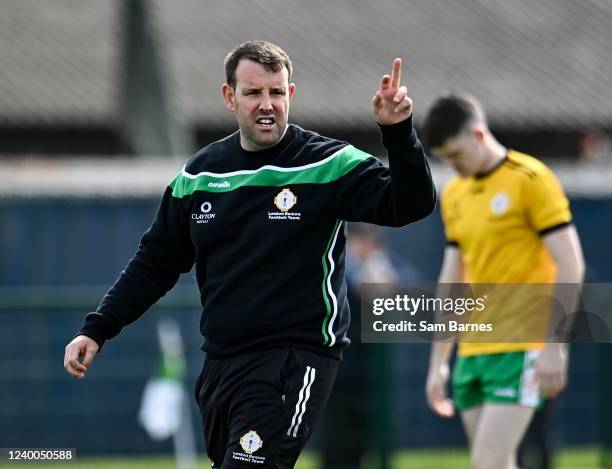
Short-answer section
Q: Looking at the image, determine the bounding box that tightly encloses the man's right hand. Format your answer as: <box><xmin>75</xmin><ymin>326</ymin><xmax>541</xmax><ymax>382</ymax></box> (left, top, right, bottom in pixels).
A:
<box><xmin>64</xmin><ymin>335</ymin><xmax>99</xmax><ymax>379</ymax></box>
<box><xmin>425</xmin><ymin>363</ymin><xmax>455</xmax><ymax>418</ymax></box>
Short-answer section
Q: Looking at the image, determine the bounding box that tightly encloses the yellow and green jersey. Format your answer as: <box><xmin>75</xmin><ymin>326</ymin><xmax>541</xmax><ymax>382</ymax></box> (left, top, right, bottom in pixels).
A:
<box><xmin>440</xmin><ymin>150</ymin><xmax>572</xmax><ymax>356</ymax></box>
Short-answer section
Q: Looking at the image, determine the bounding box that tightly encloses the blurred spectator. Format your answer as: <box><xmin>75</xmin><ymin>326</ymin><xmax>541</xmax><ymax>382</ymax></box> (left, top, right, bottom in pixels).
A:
<box><xmin>345</xmin><ymin>223</ymin><xmax>398</xmax><ymax>287</ymax></box>
<box><xmin>579</xmin><ymin>128</ymin><xmax>611</xmax><ymax>163</ymax></box>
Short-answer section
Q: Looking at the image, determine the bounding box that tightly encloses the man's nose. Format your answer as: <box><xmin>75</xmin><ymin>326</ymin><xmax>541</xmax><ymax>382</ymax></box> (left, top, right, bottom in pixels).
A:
<box><xmin>259</xmin><ymin>94</ymin><xmax>273</xmax><ymax>112</ymax></box>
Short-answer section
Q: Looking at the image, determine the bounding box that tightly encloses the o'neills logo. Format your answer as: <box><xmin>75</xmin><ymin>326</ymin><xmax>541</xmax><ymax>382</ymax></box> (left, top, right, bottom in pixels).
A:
<box><xmin>208</xmin><ymin>181</ymin><xmax>230</xmax><ymax>188</ymax></box>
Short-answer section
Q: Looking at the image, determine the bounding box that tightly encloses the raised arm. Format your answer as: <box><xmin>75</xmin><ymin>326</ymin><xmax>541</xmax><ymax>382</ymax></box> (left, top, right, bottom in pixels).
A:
<box><xmin>333</xmin><ymin>59</ymin><xmax>436</xmax><ymax>226</ymax></box>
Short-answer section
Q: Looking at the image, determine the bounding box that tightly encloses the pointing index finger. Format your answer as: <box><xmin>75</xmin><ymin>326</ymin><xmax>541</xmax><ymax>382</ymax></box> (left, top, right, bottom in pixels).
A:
<box><xmin>390</xmin><ymin>58</ymin><xmax>402</xmax><ymax>89</ymax></box>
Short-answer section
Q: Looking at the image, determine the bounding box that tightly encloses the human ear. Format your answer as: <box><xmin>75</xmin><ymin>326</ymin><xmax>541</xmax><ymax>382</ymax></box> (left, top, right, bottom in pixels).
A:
<box><xmin>472</xmin><ymin>124</ymin><xmax>486</xmax><ymax>142</ymax></box>
<box><xmin>288</xmin><ymin>83</ymin><xmax>296</xmax><ymax>101</ymax></box>
<box><xmin>221</xmin><ymin>84</ymin><xmax>235</xmax><ymax>112</ymax></box>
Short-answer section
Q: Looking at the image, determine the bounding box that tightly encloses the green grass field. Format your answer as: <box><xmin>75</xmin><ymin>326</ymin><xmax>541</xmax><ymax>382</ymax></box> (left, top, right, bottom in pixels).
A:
<box><xmin>0</xmin><ymin>447</ymin><xmax>607</xmax><ymax>469</ymax></box>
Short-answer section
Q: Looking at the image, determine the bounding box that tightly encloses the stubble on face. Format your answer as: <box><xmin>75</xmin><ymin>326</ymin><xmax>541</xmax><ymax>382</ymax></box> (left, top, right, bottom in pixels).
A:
<box><xmin>231</xmin><ymin>60</ymin><xmax>293</xmax><ymax>151</ymax></box>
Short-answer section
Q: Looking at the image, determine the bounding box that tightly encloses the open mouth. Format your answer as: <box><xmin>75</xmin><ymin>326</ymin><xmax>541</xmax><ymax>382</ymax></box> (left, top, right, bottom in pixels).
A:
<box><xmin>256</xmin><ymin>116</ymin><xmax>275</xmax><ymax>128</ymax></box>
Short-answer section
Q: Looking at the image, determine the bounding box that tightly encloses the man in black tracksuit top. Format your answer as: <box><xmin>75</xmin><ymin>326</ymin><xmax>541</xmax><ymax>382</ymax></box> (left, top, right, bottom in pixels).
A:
<box><xmin>64</xmin><ymin>41</ymin><xmax>436</xmax><ymax>468</ymax></box>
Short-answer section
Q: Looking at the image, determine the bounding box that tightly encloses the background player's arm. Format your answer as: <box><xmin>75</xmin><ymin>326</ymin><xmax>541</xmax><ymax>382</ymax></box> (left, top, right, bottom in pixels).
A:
<box><xmin>535</xmin><ymin>224</ymin><xmax>585</xmax><ymax>396</ymax></box>
<box><xmin>426</xmin><ymin>245</ymin><xmax>464</xmax><ymax>417</ymax></box>
<box><xmin>543</xmin><ymin>224</ymin><xmax>585</xmax><ymax>283</ymax></box>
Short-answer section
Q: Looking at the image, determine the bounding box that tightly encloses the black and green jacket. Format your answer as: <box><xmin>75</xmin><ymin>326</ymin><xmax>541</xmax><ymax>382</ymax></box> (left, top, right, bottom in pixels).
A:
<box><xmin>78</xmin><ymin>118</ymin><xmax>435</xmax><ymax>359</ymax></box>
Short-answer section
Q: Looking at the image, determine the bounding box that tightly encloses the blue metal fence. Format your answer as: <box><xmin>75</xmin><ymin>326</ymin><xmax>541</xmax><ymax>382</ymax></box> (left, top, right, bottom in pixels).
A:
<box><xmin>0</xmin><ymin>196</ymin><xmax>609</xmax><ymax>454</ymax></box>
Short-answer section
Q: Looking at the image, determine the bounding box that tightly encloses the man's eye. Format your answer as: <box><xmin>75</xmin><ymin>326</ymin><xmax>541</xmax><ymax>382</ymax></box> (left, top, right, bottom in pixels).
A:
<box><xmin>272</xmin><ymin>90</ymin><xmax>285</xmax><ymax>95</ymax></box>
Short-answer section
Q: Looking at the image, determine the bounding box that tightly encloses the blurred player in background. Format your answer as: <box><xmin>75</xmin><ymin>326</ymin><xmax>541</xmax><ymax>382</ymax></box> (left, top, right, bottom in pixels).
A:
<box><xmin>64</xmin><ymin>40</ymin><xmax>436</xmax><ymax>468</ymax></box>
<box><xmin>423</xmin><ymin>95</ymin><xmax>585</xmax><ymax>469</ymax></box>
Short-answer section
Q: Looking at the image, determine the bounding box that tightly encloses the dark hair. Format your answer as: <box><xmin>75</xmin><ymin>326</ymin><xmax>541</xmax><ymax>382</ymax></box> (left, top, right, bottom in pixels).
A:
<box><xmin>224</xmin><ymin>41</ymin><xmax>293</xmax><ymax>89</ymax></box>
<box><xmin>422</xmin><ymin>95</ymin><xmax>484</xmax><ymax>148</ymax></box>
